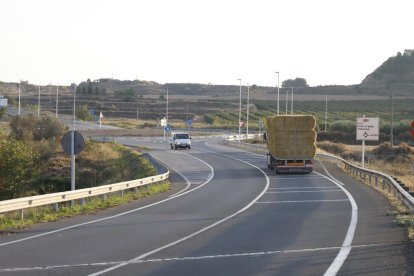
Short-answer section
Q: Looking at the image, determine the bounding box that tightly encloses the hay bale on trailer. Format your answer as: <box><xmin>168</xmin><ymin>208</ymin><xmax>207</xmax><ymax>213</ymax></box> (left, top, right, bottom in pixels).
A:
<box><xmin>265</xmin><ymin>115</ymin><xmax>317</xmax><ymax>159</ymax></box>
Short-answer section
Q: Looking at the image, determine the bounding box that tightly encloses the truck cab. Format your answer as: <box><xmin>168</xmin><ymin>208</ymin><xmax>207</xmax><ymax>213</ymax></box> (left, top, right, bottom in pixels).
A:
<box><xmin>170</xmin><ymin>132</ymin><xmax>191</xmax><ymax>150</ymax></box>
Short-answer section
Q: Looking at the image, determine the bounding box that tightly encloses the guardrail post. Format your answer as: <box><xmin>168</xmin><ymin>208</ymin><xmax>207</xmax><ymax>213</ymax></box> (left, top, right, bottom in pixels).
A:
<box><xmin>368</xmin><ymin>175</ymin><xmax>372</xmax><ymax>185</ymax></box>
<box><xmin>382</xmin><ymin>178</ymin><xmax>385</xmax><ymax>191</ymax></box>
<box><xmin>20</xmin><ymin>209</ymin><xmax>24</xmax><ymax>220</ymax></box>
<box><xmin>52</xmin><ymin>203</ymin><xmax>59</xmax><ymax>212</ymax></box>
<box><xmin>101</xmin><ymin>194</ymin><xmax>107</xmax><ymax>201</ymax></box>
<box><xmin>374</xmin><ymin>176</ymin><xmax>378</xmax><ymax>188</ymax></box>
<box><xmin>134</xmin><ymin>187</ymin><xmax>138</xmax><ymax>193</ymax></box>
<box><xmin>80</xmin><ymin>198</ymin><xmax>85</xmax><ymax>206</ymax></box>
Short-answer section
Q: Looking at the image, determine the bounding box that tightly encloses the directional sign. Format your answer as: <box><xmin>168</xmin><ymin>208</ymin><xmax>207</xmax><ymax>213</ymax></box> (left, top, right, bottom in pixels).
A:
<box><xmin>356</xmin><ymin>117</ymin><xmax>379</xmax><ymax>141</ymax></box>
<box><xmin>164</xmin><ymin>125</ymin><xmax>171</xmax><ymax>132</ymax></box>
<box><xmin>160</xmin><ymin>117</ymin><xmax>167</xmax><ymax>127</ymax></box>
<box><xmin>186</xmin><ymin>119</ymin><xmax>192</xmax><ymax>127</ymax></box>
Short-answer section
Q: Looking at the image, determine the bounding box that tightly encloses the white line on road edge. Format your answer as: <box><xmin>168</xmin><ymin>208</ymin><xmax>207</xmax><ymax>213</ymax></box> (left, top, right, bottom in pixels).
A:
<box><xmin>265</xmin><ymin>190</ymin><xmax>343</xmax><ymax>194</ymax></box>
<box><xmin>167</xmin><ymin>151</ymin><xmax>213</xmax><ymax>197</ymax></box>
<box><xmin>0</xmin><ymin>154</ymin><xmax>214</xmax><ymax>248</ymax></box>
<box><xmin>209</xmin><ymin>141</ymin><xmax>358</xmax><ymax>276</ymax></box>
<box><xmin>268</xmin><ymin>186</ymin><xmax>337</xmax><ymax>190</ymax></box>
<box><xmin>256</xmin><ymin>199</ymin><xmax>349</xmax><ymax>204</ymax></box>
<box><xmin>89</xmin><ymin>145</ymin><xmax>270</xmax><ymax>276</ymax></box>
<box><xmin>314</xmin><ymin>169</ymin><xmax>358</xmax><ymax>276</ymax></box>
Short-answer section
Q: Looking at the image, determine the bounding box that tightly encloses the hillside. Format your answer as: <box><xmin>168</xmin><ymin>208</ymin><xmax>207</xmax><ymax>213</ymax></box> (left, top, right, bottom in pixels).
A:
<box><xmin>361</xmin><ymin>50</ymin><xmax>414</xmax><ymax>95</ymax></box>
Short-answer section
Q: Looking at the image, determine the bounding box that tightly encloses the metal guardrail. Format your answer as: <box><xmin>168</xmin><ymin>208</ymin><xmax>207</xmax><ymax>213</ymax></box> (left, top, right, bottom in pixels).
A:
<box><xmin>224</xmin><ymin>140</ymin><xmax>414</xmax><ymax>212</ymax></box>
<box><xmin>0</xmin><ymin>157</ymin><xmax>169</xmax><ymax>214</ymax></box>
<box><xmin>316</xmin><ymin>153</ymin><xmax>414</xmax><ymax>212</ymax></box>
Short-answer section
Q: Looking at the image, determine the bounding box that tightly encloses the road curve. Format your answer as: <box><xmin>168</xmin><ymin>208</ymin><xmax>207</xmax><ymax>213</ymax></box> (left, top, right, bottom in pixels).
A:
<box><xmin>0</xmin><ymin>137</ymin><xmax>412</xmax><ymax>275</ymax></box>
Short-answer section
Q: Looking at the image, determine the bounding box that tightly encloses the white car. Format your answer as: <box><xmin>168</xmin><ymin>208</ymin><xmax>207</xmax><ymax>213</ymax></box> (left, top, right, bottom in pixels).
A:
<box><xmin>171</xmin><ymin>132</ymin><xmax>191</xmax><ymax>150</ymax></box>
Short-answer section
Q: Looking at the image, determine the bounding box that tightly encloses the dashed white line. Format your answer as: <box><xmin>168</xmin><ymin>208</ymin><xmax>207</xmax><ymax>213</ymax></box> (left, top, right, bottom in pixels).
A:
<box><xmin>88</xmin><ymin>144</ymin><xmax>270</xmax><ymax>276</ymax></box>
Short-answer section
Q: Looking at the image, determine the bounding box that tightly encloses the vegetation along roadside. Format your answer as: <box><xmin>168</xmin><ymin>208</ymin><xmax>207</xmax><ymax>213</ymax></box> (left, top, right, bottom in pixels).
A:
<box><xmin>0</xmin><ymin>114</ymin><xmax>170</xmax><ymax>234</ymax></box>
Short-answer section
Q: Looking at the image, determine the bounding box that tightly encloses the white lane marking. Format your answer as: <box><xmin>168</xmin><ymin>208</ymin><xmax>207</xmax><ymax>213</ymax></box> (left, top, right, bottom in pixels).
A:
<box><xmin>167</xmin><ymin>164</ymin><xmax>192</xmax><ymax>197</ymax></box>
<box><xmin>256</xmin><ymin>199</ymin><xmax>349</xmax><ymax>204</ymax></box>
<box><xmin>210</xmin><ymin>142</ymin><xmax>359</xmax><ymax>274</ymax></box>
<box><xmin>2</xmin><ymin>242</ymin><xmax>404</xmax><ymax>273</ymax></box>
<box><xmin>267</xmin><ymin>176</ymin><xmax>324</xmax><ymax>180</ymax></box>
<box><xmin>265</xmin><ymin>190</ymin><xmax>343</xmax><ymax>194</ymax></box>
<box><xmin>268</xmin><ymin>186</ymin><xmax>337</xmax><ymax>190</ymax></box>
<box><xmin>89</xmin><ymin>145</ymin><xmax>270</xmax><ymax>275</ymax></box>
<box><xmin>313</xmin><ymin>169</ymin><xmax>358</xmax><ymax>276</ymax></box>
<box><xmin>0</xmin><ymin>154</ymin><xmax>214</xmax><ymax>248</ymax></box>
<box><xmin>209</xmin><ymin>141</ymin><xmax>359</xmax><ymax>276</ymax></box>
<box><xmin>317</xmin><ymin>160</ymin><xmax>345</xmax><ymax>186</ymax></box>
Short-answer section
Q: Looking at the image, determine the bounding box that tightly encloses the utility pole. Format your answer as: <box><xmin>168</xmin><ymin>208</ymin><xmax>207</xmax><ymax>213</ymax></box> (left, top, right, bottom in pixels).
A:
<box><xmin>56</xmin><ymin>84</ymin><xmax>59</xmax><ymax>117</ymax></box>
<box><xmin>291</xmin><ymin>87</ymin><xmax>294</xmax><ymax>114</ymax></box>
<box><xmin>18</xmin><ymin>82</ymin><xmax>21</xmax><ymax>115</ymax></box>
<box><xmin>37</xmin><ymin>84</ymin><xmax>41</xmax><ymax>117</ymax></box>
<box><xmin>238</xmin><ymin>79</ymin><xmax>242</xmax><ymax>143</ymax></box>
<box><xmin>325</xmin><ymin>95</ymin><xmax>328</xmax><ymax>132</ymax></box>
<box><xmin>275</xmin><ymin>72</ymin><xmax>280</xmax><ymax>115</ymax></box>
<box><xmin>391</xmin><ymin>94</ymin><xmax>394</xmax><ymax>147</ymax></box>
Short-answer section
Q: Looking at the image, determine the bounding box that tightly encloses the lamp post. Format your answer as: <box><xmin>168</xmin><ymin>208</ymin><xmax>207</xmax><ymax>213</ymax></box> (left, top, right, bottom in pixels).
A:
<box><xmin>37</xmin><ymin>84</ymin><xmax>41</xmax><ymax>117</ymax></box>
<box><xmin>291</xmin><ymin>87</ymin><xmax>294</xmax><ymax>114</ymax></box>
<box><xmin>56</xmin><ymin>84</ymin><xmax>59</xmax><ymax>117</ymax></box>
<box><xmin>166</xmin><ymin>87</ymin><xmax>169</xmax><ymax>124</ymax></box>
<box><xmin>285</xmin><ymin>88</ymin><xmax>288</xmax><ymax>114</ymax></box>
<box><xmin>246</xmin><ymin>83</ymin><xmax>250</xmax><ymax>137</ymax></box>
<box><xmin>18</xmin><ymin>82</ymin><xmax>21</xmax><ymax>115</ymax></box>
<box><xmin>275</xmin><ymin>72</ymin><xmax>280</xmax><ymax>115</ymax></box>
<box><xmin>325</xmin><ymin>95</ymin><xmax>328</xmax><ymax>132</ymax></box>
<box><xmin>238</xmin><ymin>79</ymin><xmax>242</xmax><ymax>143</ymax></box>
<box><xmin>391</xmin><ymin>94</ymin><xmax>394</xmax><ymax>147</ymax></box>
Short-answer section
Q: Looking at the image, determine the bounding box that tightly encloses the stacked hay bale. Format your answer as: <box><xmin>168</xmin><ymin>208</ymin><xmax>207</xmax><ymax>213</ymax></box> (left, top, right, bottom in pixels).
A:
<box><xmin>265</xmin><ymin>115</ymin><xmax>317</xmax><ymax>159</ymax></box>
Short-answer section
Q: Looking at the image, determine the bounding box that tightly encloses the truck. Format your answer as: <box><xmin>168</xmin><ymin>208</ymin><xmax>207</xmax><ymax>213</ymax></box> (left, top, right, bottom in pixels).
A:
<box><xmin>265</xmin><ymin>115</ymin><xmax>316</xmax><ymax>173</ymax></box>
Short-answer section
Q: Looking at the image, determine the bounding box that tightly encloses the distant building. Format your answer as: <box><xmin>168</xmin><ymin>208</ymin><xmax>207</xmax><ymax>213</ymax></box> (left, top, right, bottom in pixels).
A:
<box><xmin>0</xmin><ymin>96</ymin><xmax>8</xmax><ymax>107</ymax></box>
<box><xmin>404</xmin><ymin>49</ymin><xmax>414</xmax><ymax>56</ymax></box>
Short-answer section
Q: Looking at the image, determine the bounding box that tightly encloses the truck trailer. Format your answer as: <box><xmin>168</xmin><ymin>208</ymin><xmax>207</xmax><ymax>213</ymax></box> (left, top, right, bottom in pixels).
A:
<box><xmin>265</xmin><ymin>115</ymin><xmax>317</xmax><ymax>174</ymax></box>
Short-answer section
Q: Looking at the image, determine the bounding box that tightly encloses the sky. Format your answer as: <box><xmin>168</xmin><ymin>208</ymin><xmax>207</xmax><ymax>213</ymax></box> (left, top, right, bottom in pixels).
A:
<box><xmin>1</xmin><ymin>0</ymin><xmax>413</xmax><ymax>87</ymax></box>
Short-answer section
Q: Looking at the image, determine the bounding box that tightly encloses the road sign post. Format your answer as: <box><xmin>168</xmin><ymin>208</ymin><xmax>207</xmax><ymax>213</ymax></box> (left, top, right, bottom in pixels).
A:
<box><xmin>161</xmin><ymin>117</ymin><xmax>167</xmax><ymax>140</ymax></box>
<box><xmin>356</xmin><ymin>117</ymin><xmax>379</xmax><ymax>168</ymax></box>
<box><xmin>186</xmin><ymin>119</ymin><xmax>192</xmax><ymax>133</ymax></box>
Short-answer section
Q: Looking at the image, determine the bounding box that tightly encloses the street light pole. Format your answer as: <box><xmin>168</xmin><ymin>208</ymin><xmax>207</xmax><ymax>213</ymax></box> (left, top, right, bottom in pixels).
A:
<box><xmin>166</xmin><ymin>87</ymin><xmax>169</xmax><ymax>124</ymax></box>
<box><xmin>325</xmin><ymin>95</ymin><xmax>328</xmax><ymax>132</ymax></box>
<box><xmin>275</xmin><ymin>72</ymin><xmax>280</xmax><ymax>115</ymax></box>
<box><xmin>391</xmin><ymin>94</ymin><xmax>394</xmax><ymax>147</ymax></box>
<box><xmin>238</xmin><ymin>78</ymin><xmax>242</xmax><ymax>143</ymax></box>
<box><xmin>285</xmin><ymin>88</ymin><xmax>288</xmax><ymax>114</ymax></box>
<box><xmin>56</xmin><ymin>84</ymin><xmax>59</xmax><ymax>118</ymax></box>
<box><xmin>291</xmin><ymin>87</ymin><xmax>294</xmax><ymax>114</ymax></box>
<box><xmin>18</xmin><ymin>82</ymin><xmax>21</xmax><ymax>115</ymax></box>
<box><xmin>37</xmin><ymin>84</ymin><xmax>41</xmax><ymax>117</ymax></box>
<box><xmin>246</xmin><ymin>83</ymin><xmax>250</xmax><ymax>137</ymax></box>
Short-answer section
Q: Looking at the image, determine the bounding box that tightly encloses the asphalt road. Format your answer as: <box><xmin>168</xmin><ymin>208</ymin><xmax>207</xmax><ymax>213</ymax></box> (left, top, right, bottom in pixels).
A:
<box><xmin>0</xmin><ymin>137</ymin><xmax>413</xmax><ymax>275</ymax></box>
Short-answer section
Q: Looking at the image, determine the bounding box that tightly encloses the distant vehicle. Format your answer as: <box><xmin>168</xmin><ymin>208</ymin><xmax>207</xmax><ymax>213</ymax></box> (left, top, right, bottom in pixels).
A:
<box><xmin>266</xmin><ymin>115</ymin><xmax>316</xmax><ymax>173</ymax></box>
<box><xmin>0</xmin><ymin>96</ymin><xmax>8</xmax><ymax>107</ymax></box>
<box><xmin>170</xmin><ymin>132</ymin><xmax>191</xmax><ymax>150</ymax></box>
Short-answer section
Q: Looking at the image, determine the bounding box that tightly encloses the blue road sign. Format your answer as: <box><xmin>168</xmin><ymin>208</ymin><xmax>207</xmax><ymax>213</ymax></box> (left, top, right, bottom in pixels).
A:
<box><xmin>164</xmin><ymin>125</ymin><xmax>171</xmax><ymax>132</ymax></box>
<box><xmin>187</xmin><ymin>119</ymin><xmax>192</xmax><ymax>126</ymax></box>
